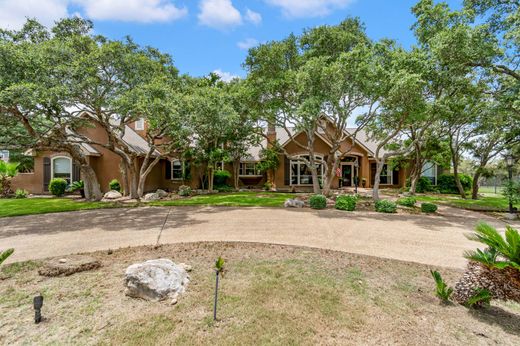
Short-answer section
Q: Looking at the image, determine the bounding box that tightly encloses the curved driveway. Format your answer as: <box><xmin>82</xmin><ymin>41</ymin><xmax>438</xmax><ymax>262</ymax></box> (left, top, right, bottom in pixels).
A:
<box><xmin>1</xmin><ymin>206</ymin><xmax>518</xmax><ymax>268</ymax></box>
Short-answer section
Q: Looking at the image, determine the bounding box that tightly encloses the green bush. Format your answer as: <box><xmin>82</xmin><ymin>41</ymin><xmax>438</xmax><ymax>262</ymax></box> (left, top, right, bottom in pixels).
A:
<box><xmin>438</xmin><ymin>174</ymin><xmax>472</xmax><ymax>194</ymax></box>
<box><xmin>421</xmin><ymin>203</ymin><xmax>438</xmax><ymax>213</ymax></box>
<box><xmin>417</xmin><ymin>176</ymin><xmax>433</xmax><ymax>193</ymax></box>
<box><xmin>49</xmin><ymin>178</ymin><xmax>67</xmax><ymax>196</ymax></box>
<box><xmin>214</xmin><ymin>170</ymin><xmax>231</xmax><ymax>186</ymax></box>
<box><xmin>263</xmin><ymin>182</ymin><xmax>272</xmax><ymax>191</ymax></box>
<box><xmin>375</xmin><ymin>199</ymin><xmax>397</xmax><ymax>213</ymax></box>
<box><xmin>109</xmin><ymin>179</ymin><xmax>121</xmax><ymax>192</ymax></box>
<box><xmin>14</xmin><ymin>189</ymin><xmax>28</xmax><ymax>199</ymax></box>
<box><xmin>68</xmin><ymin>180</ymin><xmax>84</xmax><ymax>192</ymax></box>
<box><xmin>309</xmin><ymin>194</ymin><xmax>327</xmax><ymax>209</ymax></box>
<box><xmin>396</xmin><ymin>196</ymin><xmax>416</xmax><ymax>207</ymax></box>
<box><xmin>215</xmin><ymin>184</ymin><xmax>233</xmax><ymax>193</ymax></box>
<box><xmin>178</xmin><ymin>185</ymin><xmax>191</xmax><ymax>196</ymax></box>
<box><xmin>335</xmin><ymin>195</ymin><xmax>357</xmax><ymax>211</ymax></box>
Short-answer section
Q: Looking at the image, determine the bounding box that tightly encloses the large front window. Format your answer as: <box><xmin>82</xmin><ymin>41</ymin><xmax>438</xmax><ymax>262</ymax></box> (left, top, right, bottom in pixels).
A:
<box><xmin>290</xmin><ymin>155</ymin><xmax>323</xmax><ymax>185</ymax></box>
<box><xmin>171</xmin><ymin>160</ymin><xmax>190</xmax><ymax>180</ymax></box>
<box><xmin>379</xmin><ymin>164</ymin><xmax>392</xmax><ymax>185</ymax></box>
<box><xmin>239</xmin><ymin>162</ymin><xmax>261</xmax><ymax>176</ymax></box>
<box><xmin>52</xmin><ymin>156</ymin><xmax>72</xmax><ymax>184</ymax></box>
<box><xmin>422</xmin><ymin>161</ymin><xmax>437</xmax><ymax>185</ymax></box>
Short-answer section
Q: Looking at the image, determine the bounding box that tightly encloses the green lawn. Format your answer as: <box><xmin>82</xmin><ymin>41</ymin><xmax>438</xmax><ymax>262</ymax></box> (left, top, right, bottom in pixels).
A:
<box><xmin>151</xmin><ymin>192</ymin><xmax>296</xmax><ymax>208</ymax></box>
<box><xmin>0</xmin><ymin>192</ymin><xmax>297</xmax><ymax>218</ymax></box>
<box><xmin>416</xmin><ymin>194</ymin><xmax>514</xmax><ymax>211</ymax></box>
<box><xmin>0</xmin><ymin>198</ymin><xmax>120</xmax><ymax>218</ymax></box>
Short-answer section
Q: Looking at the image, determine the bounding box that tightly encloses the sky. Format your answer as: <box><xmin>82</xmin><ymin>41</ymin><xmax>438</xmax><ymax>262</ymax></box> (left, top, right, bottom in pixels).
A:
<box><xmin>0</xmin><ymin>0</ymin><xmax>462</xmax><ymax>80</ymax></box>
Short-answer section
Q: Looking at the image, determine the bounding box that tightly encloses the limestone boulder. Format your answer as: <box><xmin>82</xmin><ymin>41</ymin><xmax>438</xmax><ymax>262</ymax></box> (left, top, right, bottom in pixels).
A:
<box><xmin>284</xmin><ymin>199</ymin><xmax>305</xmax><ymax>208</ymax></box>
<box><xmin>103</xmin><ymin>190</ymin><xmax>122</xmax><ymax>200</ymax></box>
<box><xmin>124</xmin><ymin>259</ymin><xmax>190</xmax><ymax>301</ymax></box>
<box><xmin>156</xmin><ymin>189</ymin><xmax>168</xmax><ymax>198</ymax></box>
<box><xmin>143</xmin><ymin>192</ymin><xmax>160</xmax><ymax>202</ymax></box>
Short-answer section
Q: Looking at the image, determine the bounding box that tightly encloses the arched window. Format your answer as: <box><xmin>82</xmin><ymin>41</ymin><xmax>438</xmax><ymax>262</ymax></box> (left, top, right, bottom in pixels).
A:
<box><xmin>51</xmin><ymin>156</ymin><xmax>72</xmax><ymax>184</ymax></box>
<box><xmin>290</xmin><ymin>155</ymin><xmax>324</xmax><ymax>186</ymax></box>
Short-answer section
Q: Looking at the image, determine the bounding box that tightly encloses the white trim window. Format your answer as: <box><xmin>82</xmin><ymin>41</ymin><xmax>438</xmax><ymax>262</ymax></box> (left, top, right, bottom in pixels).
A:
<box><xmin>171</xmin><ymin>160</ymin><xmax>183</xmax><ymax>180</ymax></box>
<box><xmin>0</xmin><ymin>150</ymin><xmax>8</xmax><ymax>162</ymax></box>
<box><xmin>239</xmin><ymin>162</ymin><xmax>261</xmax><ymax>176</ymax></box>
<box><xmin>51</xmin><ymin>156</ymin><xmax>72</xmax><ymax>184</ymax></box>
<box><xmin>135</xmin><ymin>118</ymin><xmax>145</xmax><ymax>131</ymax></box>
<box><xmin>422</xmin><ymin>161</ymin><xmax>437</xmax><ymax>185</ymax></box>
<box><xmin>290</xmin><ymin>155</ymin><xmax>324</xmax><ymax>185</ymax></box>
<box><xmin>379</xmin><ymin>164</ymin><xmax>393</xmax><ymax>185</ymax></box>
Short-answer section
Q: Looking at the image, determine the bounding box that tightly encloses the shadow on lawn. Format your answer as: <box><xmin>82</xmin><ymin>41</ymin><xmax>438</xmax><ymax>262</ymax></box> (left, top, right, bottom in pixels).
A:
<box><xmin>469</xmin><ymin>305</ymin><xmax>520</xmax><ymax>337</ymax></box>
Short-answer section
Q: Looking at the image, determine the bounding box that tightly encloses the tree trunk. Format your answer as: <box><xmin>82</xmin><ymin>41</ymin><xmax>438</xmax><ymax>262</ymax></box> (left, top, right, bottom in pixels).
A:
<box><xmin>471</xmin><ymin>170</ymin><xmax>482</xmax><ymax>200</ymax></box>
<box><xmin>126</xmin><ymin>160</ymin><xmax>139</xmax><ymax>199</ymax></box>
<box><xmin>137</xmin><ymin>156</ymin><xmax>161</xmax><ymax>198</ymax></box>
<box><xmin>232</xmin><ymin>159</ymin><xmax>240</xmax><ymax>190</ymax></box>
<box><xmin>372</xmin><ymin>158</ymin><xmax>385</xmax><ymax>201</ymax></box>
<box><xmin>80</xmin><ymin>165</ymin><xmax>102</xmax><ymax>201</ymax></box>
<box><xmin>322</xmin><ymin>155</ymin><xmax>339</xmax><ymax>196</ymax></box>
<box><xmin>308</xmin><ymin>154</ymin><xmax>321</xmax><ymax>194</ymax></box>
<box><xmin>120</xmin><ymin>161</ymin><xmax>129</xmax><ymax>196</ymax></box>
<box><xmin>452</xmin><ymin>159</ymin><xmax>466</xmax><ymax>199</ymax></box>
<box><xmin>208</xmin><ymin>168</ymin><xmax>214</xmax><ymax>191</ymax></box>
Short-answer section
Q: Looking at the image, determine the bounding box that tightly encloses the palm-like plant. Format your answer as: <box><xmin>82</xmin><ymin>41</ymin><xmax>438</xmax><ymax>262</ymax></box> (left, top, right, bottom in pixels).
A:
<box><xmin>464</xmin><ymin>223</ymin><xmax>520</xmax><ymax>270</ymax></box>
<box><xmin>0</xmin><ymin>161</ymin><xmax>19</xmax><ymax>197</ymax></box>
<box><xmin>453</xmin><ymin>222</ymin><xmax>520</xmax><ymax>305</ymax></box>
<box><xmin>0</xmin><ymin>248</ymin><xmax>14</xmax><ymax>265</ymax></box>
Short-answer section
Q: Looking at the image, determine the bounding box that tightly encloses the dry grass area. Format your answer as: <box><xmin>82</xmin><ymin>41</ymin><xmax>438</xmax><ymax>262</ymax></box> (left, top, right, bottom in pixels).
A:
<box><xmin>1</xmin><ymin>242</ymin><xmax>520</xmax><ymax>345</ymax></box>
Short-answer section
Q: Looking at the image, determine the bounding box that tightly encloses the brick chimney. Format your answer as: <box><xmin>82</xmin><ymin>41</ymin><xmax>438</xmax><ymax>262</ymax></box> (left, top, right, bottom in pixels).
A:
<box><xmin>267</xmin><ymin>123</ymin><xmax>276</xmax><ymax>148</ymax></box>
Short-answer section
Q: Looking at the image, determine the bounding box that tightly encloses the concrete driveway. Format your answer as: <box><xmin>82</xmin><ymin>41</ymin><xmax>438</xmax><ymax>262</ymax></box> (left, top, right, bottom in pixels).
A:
<box><xmin>1</xmin><ymin>206</ymin><xmax>517</xmax><ymax>268</ymax></box>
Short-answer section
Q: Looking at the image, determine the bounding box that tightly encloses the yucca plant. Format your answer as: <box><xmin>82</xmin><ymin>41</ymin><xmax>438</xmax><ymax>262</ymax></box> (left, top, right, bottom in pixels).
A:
<box><xmin>430</xmin><ymin>270</ymin><xmax>453</xmax><ymax>302</ymax></box>
<box><xmin>453</xmin><ymin>222</ymin><xmax>520</xmax><ymax>305</ymax></box>
<box><xmin>0</xmin><ymin>248</ymin><xmax>14</xmax><ymax>265</ymax></box>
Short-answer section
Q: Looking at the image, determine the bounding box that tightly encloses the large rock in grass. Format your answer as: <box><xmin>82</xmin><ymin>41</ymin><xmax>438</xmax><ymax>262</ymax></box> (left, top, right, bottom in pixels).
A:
<box><xmin>284</xmin><ymin>199</ymin><xmax>305</xmax><ymax>208</ymax></box>
<box><xmin>103</xmin><ymin>190</ymin><xmax>122</xmax><ymax>200</ymax></box>
<box><xmin>156</xmin><ymin>189</ymin><xmax>168</xmax><ymax>198</ymax></box>
<box><xmin>143</xmin><ymin>192</ymin><xmax>160</xmax><ymax>201</ymax></box>
<box><xmin>124</xmin><ymin>259</ymin><xmax>190</xmax><ymax>301</ymax></box>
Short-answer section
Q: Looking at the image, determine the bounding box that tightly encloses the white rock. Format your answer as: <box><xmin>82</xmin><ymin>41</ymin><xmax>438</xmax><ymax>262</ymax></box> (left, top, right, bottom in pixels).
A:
<box><xmin>143</xmin><ymin>192</ymin><xmax>160</xmax><ymax>201</ymax></box>
<box><xmin>178</xmin><ymin>263</ymin><xmax>192</xmax><ymax>272</ymax></box>
<box><xmin>284</xmin><ymin>199</ymin><xmax>305</xmax><ymax>208</ymax></box>
<box><xmin>156</xmin><ymin>189</ymin><xmax>168</xmax><ymax>198</ymax></box>
<box><xmin>124</xmin><ymin>259</ymin><xmax>190</xmax><ymax>301</ymax></box>
<box><xmin>103</xmin><ymin>190</ymin><xmax>122</xmax><ymax>200</ymax></box>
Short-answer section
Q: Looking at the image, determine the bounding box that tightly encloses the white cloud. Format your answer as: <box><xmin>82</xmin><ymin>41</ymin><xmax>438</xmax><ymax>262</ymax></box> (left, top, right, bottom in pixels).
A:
<box><xmin>237</xmin><ymin>38</ymin><xmax>258</xmax><ymax>50</ymax></box>
<box><xmin>265</xmin><ymin>0</ymin><xmax>355</xmax><ymax>18</ymax></box>
<box><xmin>213</xmin><ymin>69</ymin><xmax>240</xmax><ymax>82</ymax></box>
<box><xmin>76</xmin><ymin>0</ymin><xmax>188</xmax><ymax>23</ymax></box>
<box><xmin>244</xmin><ymin>8</ymin><xmax>261</xmax><ymax>25</ymax></box>
<box><xmin>0</xmin><ymin>0</ymin><xmax>69</xmax><ymax>30</ymax></box>
<box><xmin>198</xmin><ymin>0</ymin><xmax>242</xmax><ymax>30</ymax></box>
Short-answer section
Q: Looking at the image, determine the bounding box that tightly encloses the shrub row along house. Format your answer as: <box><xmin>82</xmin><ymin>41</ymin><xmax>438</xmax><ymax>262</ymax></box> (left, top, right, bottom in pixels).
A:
<box><xmin>12</xmin><ymin>116</ymin><xmax>442</xmax><ymax>195</ymax></box>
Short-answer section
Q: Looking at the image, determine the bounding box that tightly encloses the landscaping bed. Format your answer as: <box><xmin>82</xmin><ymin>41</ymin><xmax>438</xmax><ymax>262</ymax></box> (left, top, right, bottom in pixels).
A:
<box><xmin>1</xmin><ymin>242</ymin><xmax>519</xmax><ymax>345</ymax></box>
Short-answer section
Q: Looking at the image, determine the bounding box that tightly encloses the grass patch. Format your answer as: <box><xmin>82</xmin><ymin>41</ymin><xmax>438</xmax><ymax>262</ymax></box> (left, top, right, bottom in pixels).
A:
<box><xmin>416</xmin><ymin>194</ymin><xmax>515</xmax><ymax>211</ymax></box>
<box><xmin>151</xmin><ymin>192</ymin><xmax>296</xmax><ymax>208</ymax></box>
<box><xmin>0</xmin><ymin>198</ymin><xmax>122</xmax><ymax>218</ymax></box>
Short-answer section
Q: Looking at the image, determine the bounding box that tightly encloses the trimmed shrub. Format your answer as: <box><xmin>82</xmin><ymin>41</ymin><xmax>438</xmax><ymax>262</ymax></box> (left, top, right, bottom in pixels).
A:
<box><xmin>396</xmin><ymin>196</ymin><xmax>417</xmax><ymax>207</ymax></box>
<box><xmin>178</xmin><ymin>185</ymin><xmax>191</xmax><ymax>196</ymax></box>
<box><xmin>263</xmin><ymin>182</ymin><xmax>272</xmax><ymax>191</ymax></box>
<box><xmin>375</xmin><ymin>199</ymin><xmax>397</xmax><ymax>213</ymax></box>
<box><xmin>405</xmin><ymin>176</ymin><xmax>434</xmax><ymax>193</ymax></box>
<box><xmin>214</xmin><ymin>170</ymin><xmax>231</xmax><ymax>186</ymax></box>
<box><xmin>438</xmin><ymin>174</ymin><xmax>472</xmax><ymax>194</ymax></box>
<box><xmin>309</xmin><ymin>194</ymin><xmax>327</xmax><ymax>209</ymax></box>
<box><xmin>421</xmin><ymin>202</ymin><xmax>438</xmax><ymax>213</ymax></box>
<box><xmin>215</xmin><ymin>185</ymin><xmax>233</xmax><ymax>193</ymax></box>
<box><xmin>109</xmin><ymin>179</ymin><xmax>121</xmax><ymax>192</ymax></box>
<box><xmin>49</xmin><ymin>178</ymin><xmax>67</xmax><ymax>197</ymax></box>
<box><xmin>15</xmin><ymin>189</ymin><xmax>28</xmax><ymax>198</ymax></box>
<box><xmin>335</xmin><ymin>195</ymin><xmax>357</xmax><ymax>211</ymax></box>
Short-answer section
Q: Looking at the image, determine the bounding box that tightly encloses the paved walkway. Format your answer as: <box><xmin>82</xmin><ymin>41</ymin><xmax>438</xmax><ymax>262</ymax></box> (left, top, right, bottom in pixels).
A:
<box><xmin>1</xmin><ymin>206</ymin><xmax>518</xmax><ymax>268</ymax></box>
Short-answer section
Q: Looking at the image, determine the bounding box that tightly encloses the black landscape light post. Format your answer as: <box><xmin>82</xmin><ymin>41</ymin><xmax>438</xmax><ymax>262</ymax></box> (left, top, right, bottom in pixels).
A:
<box><xmin>33</xmin><ymin>293</ymin><xmax>43</xmax><ymax>324</ymax></box>
<box><xmin>506</xmin><ymin>153</ymin><xmax>515</xmax><ymax>214</ymax></box>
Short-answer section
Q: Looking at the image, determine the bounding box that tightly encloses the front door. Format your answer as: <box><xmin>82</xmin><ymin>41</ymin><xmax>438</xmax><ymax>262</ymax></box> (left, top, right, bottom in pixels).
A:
<box><xmin>341</xmin><ymin>164</ymin><xmax>352</xmax><ymax>187</ymax></box>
